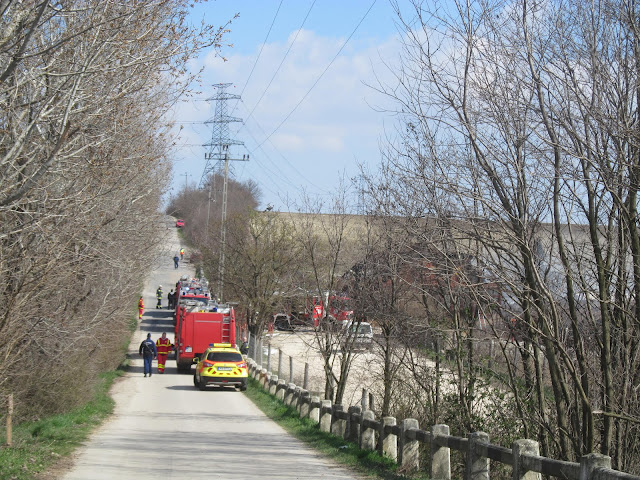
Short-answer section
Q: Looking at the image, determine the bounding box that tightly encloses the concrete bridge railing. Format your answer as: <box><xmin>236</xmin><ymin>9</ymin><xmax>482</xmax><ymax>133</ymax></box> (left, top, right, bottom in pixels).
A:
<box><xmin>247</xmin><ymin>358</ymin><xmax>640</xmax><ymax>480</ymax></box>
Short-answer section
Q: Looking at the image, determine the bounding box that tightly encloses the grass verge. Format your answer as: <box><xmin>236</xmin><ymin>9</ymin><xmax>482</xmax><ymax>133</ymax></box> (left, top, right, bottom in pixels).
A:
<box><xmin>0</xmin><ymin>370</ymin><xmax>122</xmax><ymax>480</ymax></box>
<box><xmin>243</xmin><ymin>377</ymin><xmax>429</xmax><ymax>480</ymax></box>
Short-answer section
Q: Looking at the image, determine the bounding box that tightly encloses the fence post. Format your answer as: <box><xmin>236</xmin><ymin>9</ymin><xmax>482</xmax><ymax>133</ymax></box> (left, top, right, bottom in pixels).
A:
<box><xmin>6</xmin><ymin>393</ymin><xmax>13</xmax><ymax>446</ymax></box>
<box><xmin>269</xmin><ymin>375</ymin><xmax>278</xmax><ymax>395</ymax></box>
<box><xmin>284</xmin><ymin>383</ymin><xmax>295</xmax><ymax>405</ymax></box>
<box><xmin>294</xmin><ymin>386</ymin><xmax>302</xmax><ymax>413</ymax></box>
<box><xmin>512</xmin><ymin>439</ymin><xmax>540</xmax><ymax>480</ymax></box>
<box><xmin>579</xmin><ymin>453</ymin><xmax>611</xmax><ymax>480</ymax></box>
<box><xmin>360</xmin><ymin>410</ymin><xmax>376</xmax><ymax>451</ymax></box>
<box><xmin>431</xmin><ymin>424</ymin><xmax>451</xmax><ymax>480</ymax></box>
<box><xmin>278</xmin><ymin>348</ymin><xmax>283</xmax><ymax>378</ymax></box>
<box><xmin>289</xmin><ymin>356</ymin><xmax>294</xmax><ymax>383</ymax></box>
<box><xmin>399</xmin><ymin>418</ymin><xmax>420</xmax><ymax>472</ymax></box>
<box><xmin>347</xmin><ymin>405</ymin><xmax>361</xmax><ymax>443</ymax></box>
<box><xmin>303</xmin><ymin>362</ymin><xmax>309</xmax><ymax>390</ymax></box>
<box><xmin>309</xmin><ymin>396</ymin><xmax>321</xmax><ymax>424</ymax></box>
<box><xmin>258</xmin><ymin>338</ymin><xmax>263</xmax><ymax>366</ymax></box>
<box><xmin>361</xmin><ymin>388</ymin><xmax>369</xmax><ymax>411</ymax></box>
<box><xmin>379</xmin><ymin>416</ymin><xmax>397</xmax><ymax>462</ymax></box>
<box><xmin>276</xmin><ymin>379</ymin><xmax>286</xmax><ymax>401</ymax></box>
<box><xmin>332</xmin><ymin>404</ymin><xmax>347</xmax><ymax>438</ymax></box>
<box><xmin>466</xmin><ymin>431</ymin><xmax>489</xmax><ymax>480</ymax></box>
<box><xmin>320</xmin><ymin>399</ymin><xmax>332</xmax><ymax>432</ymax></box>
<box><xmin>266</xmin><ymin>342</ymin><xmax>271</xmax><ymax>372</ymax></box>
<box><xmin>300</xmin><ymin>391</ymin><xmax>311</xmax><ymax>418</ymax></box>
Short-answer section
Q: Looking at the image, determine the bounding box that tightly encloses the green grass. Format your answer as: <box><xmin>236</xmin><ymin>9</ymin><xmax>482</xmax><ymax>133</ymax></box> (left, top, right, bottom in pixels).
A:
<box><xmin>243</xmin><ymin>377</ymin><xmax>429</xmax><ymax>480</ymax></box>
<box><xmin>0</xmin><ymin>370</ymin><xmax>122</xmax><ymax>480</ymax></box>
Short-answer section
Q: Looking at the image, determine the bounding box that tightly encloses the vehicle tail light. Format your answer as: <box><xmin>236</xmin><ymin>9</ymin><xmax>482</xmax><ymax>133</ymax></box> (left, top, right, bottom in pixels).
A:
<box><xmin>238</xmin><ymin>362</ymin><xmax>247</xmax><ymax>369</ymax></box>
<box><xmin>203</xmin><ymin>360</ymin><xmax>214</xmax><ymax>366</ymax></box>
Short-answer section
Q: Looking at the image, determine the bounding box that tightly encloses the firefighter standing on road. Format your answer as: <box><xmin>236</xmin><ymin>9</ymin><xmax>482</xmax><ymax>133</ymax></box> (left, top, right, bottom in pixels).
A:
<box><xmin>156</xmin><ymin>285</ymin><xmax>163</xmax><ymax>309</ymax></box>
<box><xmin>155</xmin><ymin>332</ymin><xmax>173</xmax><ymax>374</ymax></box>
<box><xmin>180</xmin><ymin>247</ymin><xmax>185</xmax><ymax>260</ymax></box>
<box><xmin>138</xmin><ymin>296</ymin><xmax>144</xmax><ymax>319</ymax></box>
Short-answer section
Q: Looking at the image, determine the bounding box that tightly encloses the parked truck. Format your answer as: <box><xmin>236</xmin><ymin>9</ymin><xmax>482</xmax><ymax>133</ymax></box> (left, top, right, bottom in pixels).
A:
<box><xmin>174</xmin><ymin>302</ymin><xmax>236</xmax><ymax>372</ymax></box>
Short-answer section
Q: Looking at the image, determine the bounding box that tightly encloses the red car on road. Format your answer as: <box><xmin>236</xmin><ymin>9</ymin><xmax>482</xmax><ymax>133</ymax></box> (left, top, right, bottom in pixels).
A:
<box><xmin>175</xmin><ymin>219</ymin><xmax>185</xmax><ymax>228</ymax></box>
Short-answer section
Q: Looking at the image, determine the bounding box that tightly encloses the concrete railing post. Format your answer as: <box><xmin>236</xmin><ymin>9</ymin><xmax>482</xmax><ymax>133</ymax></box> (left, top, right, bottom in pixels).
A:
<box><xmin>293</xmin><ymin>386</ymin><xmax>302</xmax><ymax>412</ymax></box>
<box><xmin>269</xmin><ymin>375</ymin><xmax>278</xmax><ymax>395</ymax></box>
<box><xmin>309</xmin><ymin>396</ymin><xmax>321</xmax><ymax>424</ymax></box>
<box><xmin>347</xmin><ymin>405</ymin><xmax>361</xmax><ymax>443</ymax></box>
<box><xmin>379</xmin><ymin>416</ymin><xmax>397</xmax><ymax>462</ymax></box>
<box><xmin>360</xmin><ymin>410</ymin><xmax>376</xmax><ymax>451</ymax></box>
<box><xmin>284</xmin><ymin>383</ymin><xmax>295</xmax><ymax>405</ymax></box>
<box><xmin>512</xmin><ymin>440</ymin><xmax>540</xmax><ymax>480</ymax></box>
<box><xmin>579</xmin><ymin>453</ymin><xmax>611</xmax><ymax>480</ymax></box>
<box><xmin>320</xmin><ymin>400</ymin><xmax>332</xmax><ymax>432</ymax></box>
<box><xmin>260</xmin><ymin>368</ymin><xmax>268</xmax><ymax>389</ymax></box>
<box><xmin>332</xmin><ymin>404</ymin><xmax>347</xmax><ymax>439</ymax></box>
<box><xmin>300</xmin><ymin>391</ymin><xmax>311</xmax><ymax>418</ymax></box>
<box><xmin>431</xmin><ymin>424</ymin><xmax>451</xmax><ymax>480</ymax></box>
<box><xmin>265</xmin><ymin>372</ymin><xmax>272</xmax><ymax>390</ymax></box>
<box><xmin>399</xmin><ymin>418</ymin><xmax>419</xmax><ymax>472</ymax></box>
<box><xmin>276</xmin><ymin>379</ymin><xmax>286</xmax><ymax>401</ymax></box>
<box><xmin>466</xmin><ymin>432</ymin><xmax>489</xmax><ymax>480</ymax></box>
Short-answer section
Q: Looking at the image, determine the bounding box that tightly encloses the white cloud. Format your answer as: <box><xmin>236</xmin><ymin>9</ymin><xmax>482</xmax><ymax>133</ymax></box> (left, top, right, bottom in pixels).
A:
<box><xmin>171</xmin><ymin>23</ymin><xmax>403</xmax><ymax>211</ymax></box>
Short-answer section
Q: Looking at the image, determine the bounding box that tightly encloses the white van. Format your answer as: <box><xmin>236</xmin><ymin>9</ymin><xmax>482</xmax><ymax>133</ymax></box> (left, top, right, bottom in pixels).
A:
<box><xmin>342</xmin><ymin>321</ymin><xmax>373</xmax><ymax>351</ymax></box>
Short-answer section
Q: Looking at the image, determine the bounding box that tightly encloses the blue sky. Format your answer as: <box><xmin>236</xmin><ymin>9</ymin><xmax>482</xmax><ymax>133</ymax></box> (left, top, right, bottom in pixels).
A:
<box><xmin>170</xmin><ymin>0</ymin><xmax>407</xmax><ymax>211</ymax></box>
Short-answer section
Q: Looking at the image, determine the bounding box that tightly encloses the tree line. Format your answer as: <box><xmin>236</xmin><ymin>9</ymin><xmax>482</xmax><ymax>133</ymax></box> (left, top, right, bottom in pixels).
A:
<box><xmin>0</xmin><ymin>1</ymin><xmax>229</xmax><ymax>421</ymax></box>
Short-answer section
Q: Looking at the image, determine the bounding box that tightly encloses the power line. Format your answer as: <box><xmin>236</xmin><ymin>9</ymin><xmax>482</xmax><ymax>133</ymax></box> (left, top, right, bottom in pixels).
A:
<box><xmin>243</xmin><ymin>0</ymin><xmax>317</xmax><ymax>123</ymax></box>
<box><xmin>255</xmin><ymin>0</ymin><xmax>377</xmax><ymax>151</ymax></box>
<box><xmin>234</xmin><ymin>0</ymin><xmax>284</xmax><ymax>109</ymax></box>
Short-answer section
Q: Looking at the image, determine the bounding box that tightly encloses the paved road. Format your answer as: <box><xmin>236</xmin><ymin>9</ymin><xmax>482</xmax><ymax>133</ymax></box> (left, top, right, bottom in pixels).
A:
<box><xmin>62</xmin><ymin>222</ymin><xmax>363</xmax><ymax>480</ymax></box>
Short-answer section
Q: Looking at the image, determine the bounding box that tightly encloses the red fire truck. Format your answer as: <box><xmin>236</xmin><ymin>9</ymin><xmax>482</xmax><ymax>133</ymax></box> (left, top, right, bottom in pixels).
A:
<box><xmin>174</xmin><ymin>303</ymin><xmax>236</xmax><ymax>373</ymax></box>
<box><xmin>304</xmin><ymin>292</ymin><xmax>353</xmax><ymax>327</ymax></box>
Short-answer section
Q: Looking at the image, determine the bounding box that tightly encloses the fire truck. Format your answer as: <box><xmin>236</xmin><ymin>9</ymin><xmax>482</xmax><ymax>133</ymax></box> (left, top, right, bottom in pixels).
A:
<box><xmin>174</xmin><ymin>302</ymin><xmax>236</xmax><ymax>372</ymax></box>
<box><xmin>173</xmin><ymin>276</ymin><xmax>236</xmax><ymax>372</ymax></box>
<box><xmin>303</xmin><ymin>292</ymin><xmax>353</xmax><ymax>328</ymax></box>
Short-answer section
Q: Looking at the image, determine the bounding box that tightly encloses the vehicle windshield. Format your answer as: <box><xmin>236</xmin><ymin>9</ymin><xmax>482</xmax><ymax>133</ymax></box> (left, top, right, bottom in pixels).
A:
<box><xmin>207</xmin><ymin>351</ymin><xmax>243</xmax><ymax>362</ymax></box>
<box><xmin>351</xmin><ymin>324</ymin><xmax>372</xmax><ymax>335</ymax></box>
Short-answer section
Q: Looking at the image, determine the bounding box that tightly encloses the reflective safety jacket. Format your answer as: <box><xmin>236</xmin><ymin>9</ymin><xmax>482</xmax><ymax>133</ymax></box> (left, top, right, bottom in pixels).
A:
<box><xmin>138</xmin><ymin>298</ymin><xmax>144</xmax><ymax>309</ymax></box>
<box><xmin>156</xmin><ymin>288</ymin><xmax>163</xmax><ymax>299</ymax></box>
<box><xmin>156</xmin><ymin>337</ymin><xmax>172</xmax><ymax>355</ymax></box>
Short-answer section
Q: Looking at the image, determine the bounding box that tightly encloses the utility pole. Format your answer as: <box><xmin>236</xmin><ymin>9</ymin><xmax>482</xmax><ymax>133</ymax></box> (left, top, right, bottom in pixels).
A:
<box><xmin>181</xmin><ymin>172</ymin><xmax>191</xmax><ymax>191</ymax></box>
<box><xmin>201</xmin><ymin>83</ymin><xmax>248</xmax><ymax>302</ymax></box>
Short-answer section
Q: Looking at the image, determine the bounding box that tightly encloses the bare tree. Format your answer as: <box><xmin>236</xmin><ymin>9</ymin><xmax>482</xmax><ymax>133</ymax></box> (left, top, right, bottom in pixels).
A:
<box><xmin>362</xmin><ymin>0</ymin><xmax>640</xmax><ymax>470</ymax></box>
<box><xmin>0</xmin><ymin>0</ymin><xmax>230</xmax><ymax>419</ymax></box>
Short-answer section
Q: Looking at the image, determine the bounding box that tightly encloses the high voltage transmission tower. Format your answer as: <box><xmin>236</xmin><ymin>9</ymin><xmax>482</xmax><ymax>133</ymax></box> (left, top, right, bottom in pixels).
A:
<box><xmin>201</xmin><ymin>83</ymin><xmax>248</xmax><ymax>302</ymax></box>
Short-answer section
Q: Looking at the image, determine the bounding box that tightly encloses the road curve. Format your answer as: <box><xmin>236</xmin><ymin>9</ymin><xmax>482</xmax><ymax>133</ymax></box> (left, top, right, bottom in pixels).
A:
<box><xmin>62</xmin><ymin>223</ymin><xmax>363</xmax><ymax>480</ymax></box>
